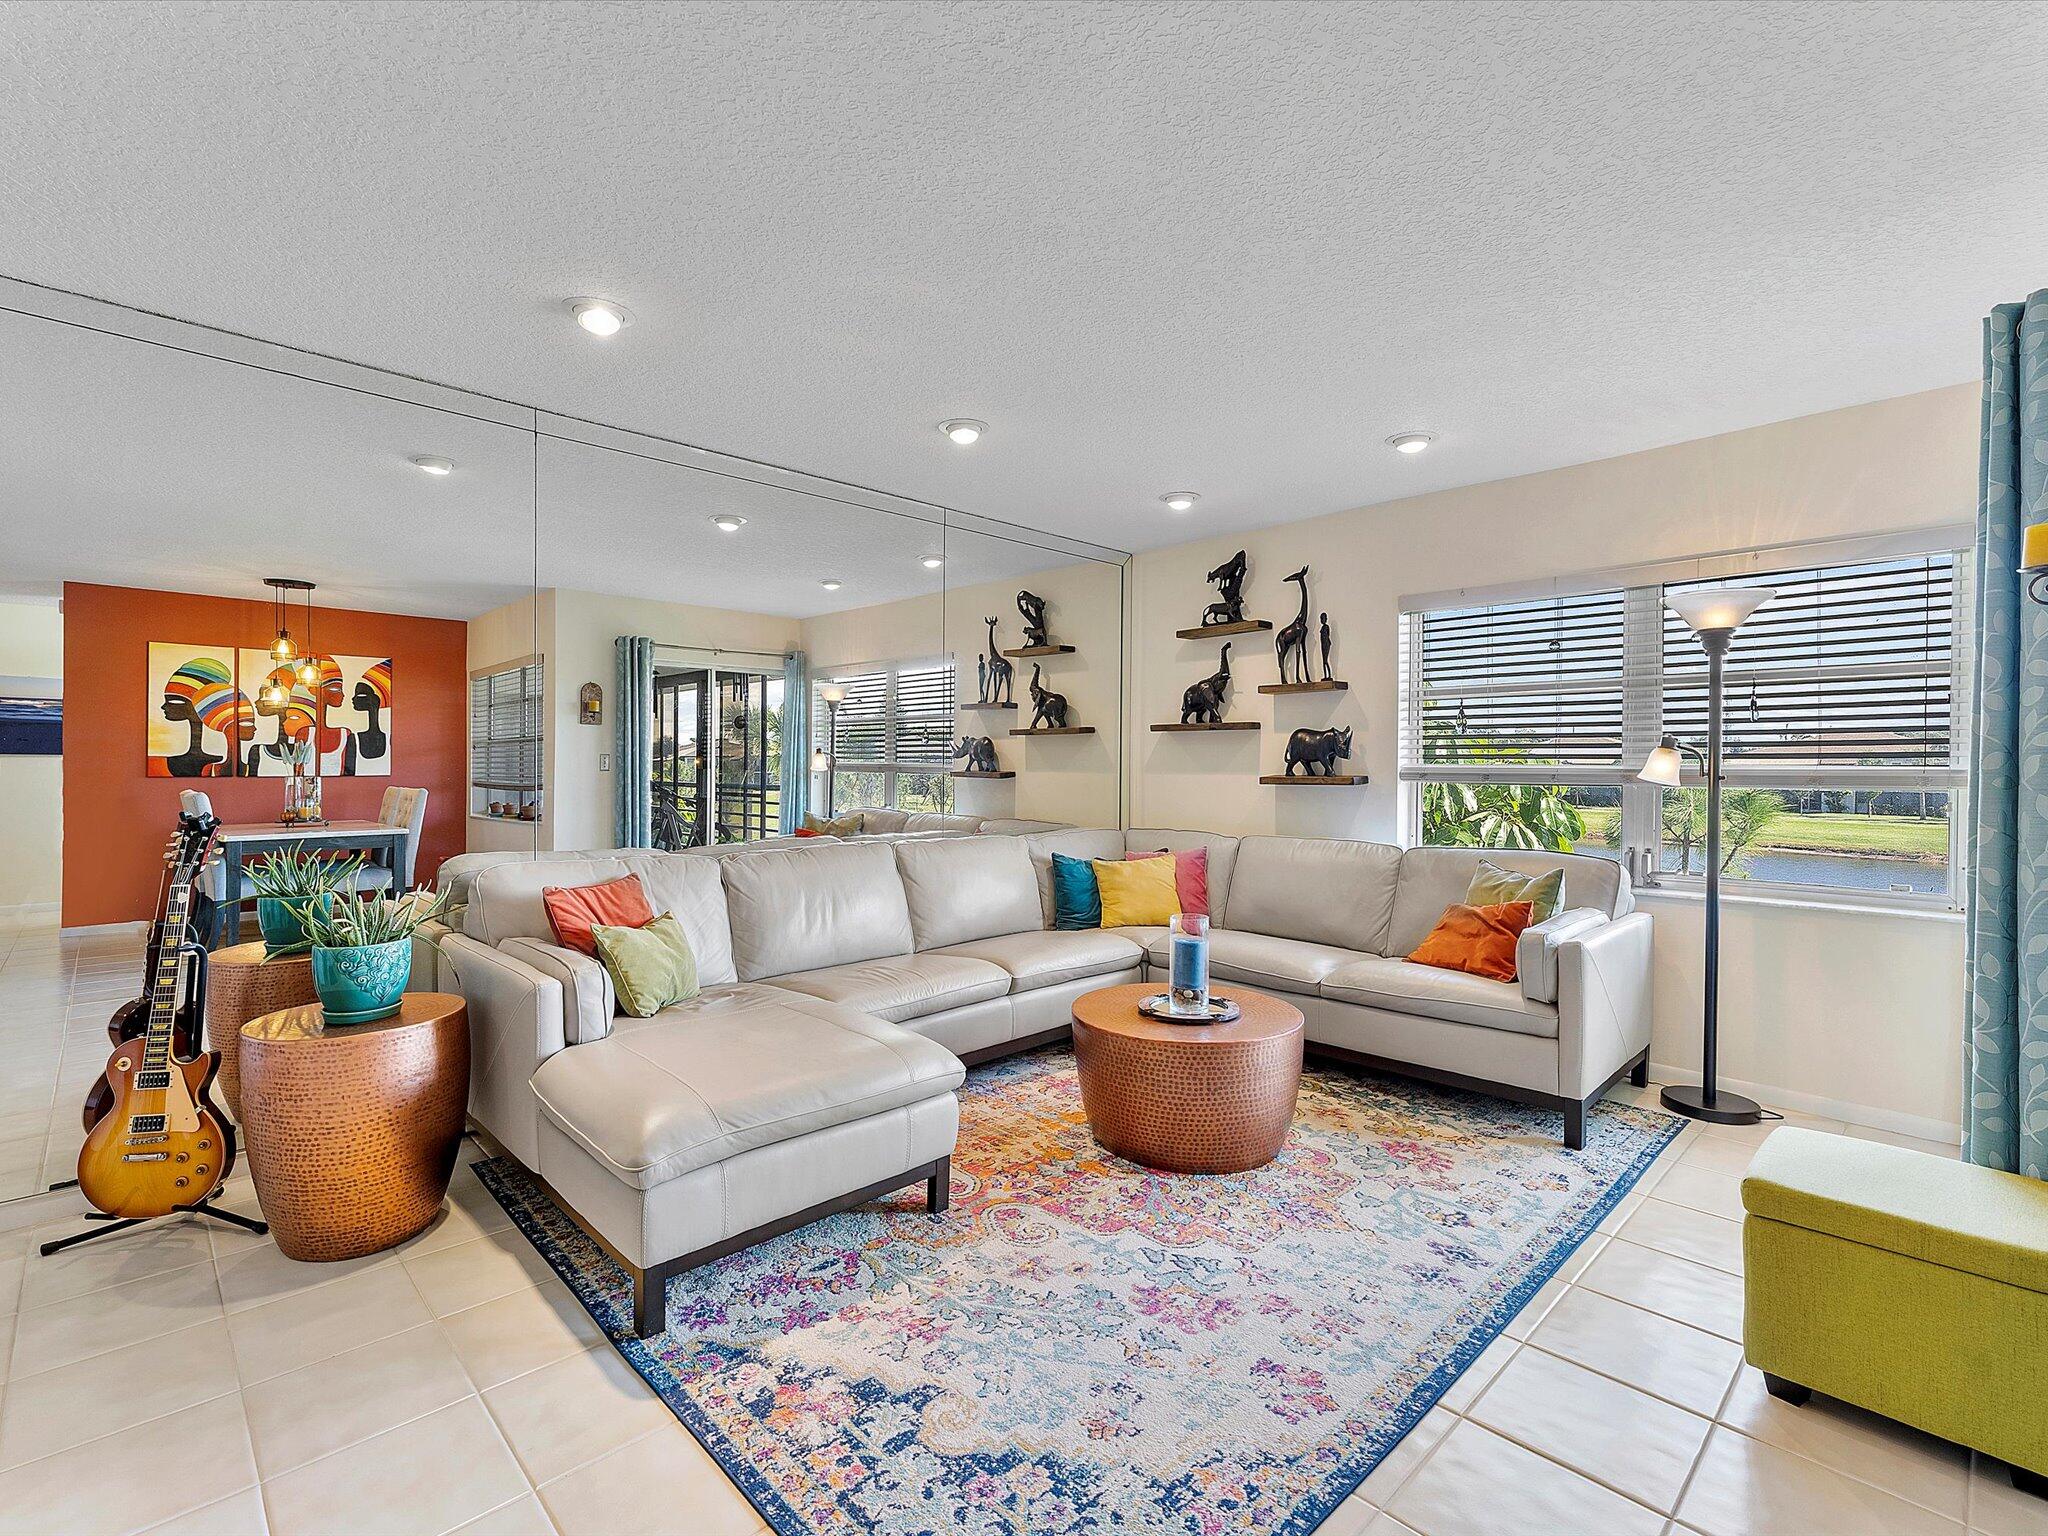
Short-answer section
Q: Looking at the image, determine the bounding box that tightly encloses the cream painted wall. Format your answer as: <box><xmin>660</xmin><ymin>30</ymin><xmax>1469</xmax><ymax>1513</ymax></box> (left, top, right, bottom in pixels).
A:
<box><xmin>547</xmin><ymin>589</ymin><xmax>801</xmax><ymax>852</ymax></box>
<box><xmin>802</xmin><ymin>557</ymin><xmax>1126</xmax><ymax>829</ymax></box>
<box><xmin>1124</xmin><ymin>382</ymin><xmax>1979</xmax><ymax>1135</ymax></box>
<box><xmin>0</xmin><ymin>598</ymin><xmax>62</xmax><ymax>906</ymax></box>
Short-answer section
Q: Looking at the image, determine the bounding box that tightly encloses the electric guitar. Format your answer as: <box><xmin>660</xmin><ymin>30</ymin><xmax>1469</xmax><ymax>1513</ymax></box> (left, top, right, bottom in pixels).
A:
<box><xmin>83</xmin><ymin>824</ymin><xmax>201</xmax><ymax>1132</ymax></box>
<box><xmin>76</xmin><ymin>813</ymin><xmax>236</xmax><ymax>1220</ymax></box>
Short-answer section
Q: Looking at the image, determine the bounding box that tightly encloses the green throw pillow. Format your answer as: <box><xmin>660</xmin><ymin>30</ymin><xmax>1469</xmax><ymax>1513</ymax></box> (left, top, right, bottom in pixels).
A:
<box><xmin>1465</xmin><ymin>860</ymin><xmax>1565</xmax><ymax>924</ymax></box>
<box><xmin>804</xmin><ymin>811</ymin><xmax>864</xmax><ymax>836</ymax></box>
<box><xmin>591</xmin><ymin>914</ymin><xmax>700</xmax><ymax>1018</ymax></box>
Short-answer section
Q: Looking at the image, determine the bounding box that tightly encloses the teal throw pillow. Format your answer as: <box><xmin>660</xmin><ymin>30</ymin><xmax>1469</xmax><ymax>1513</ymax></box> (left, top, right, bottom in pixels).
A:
<box><xmin>1051</xmin><ymin>852</ymin><xmax>1102</xmax><ymax>930</ymax></box>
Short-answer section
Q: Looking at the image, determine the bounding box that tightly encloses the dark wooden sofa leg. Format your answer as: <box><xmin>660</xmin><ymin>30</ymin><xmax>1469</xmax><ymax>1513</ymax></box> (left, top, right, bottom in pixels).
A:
<box><xmin>927</xmin><ymin>1156</ymin><xmax>951</xmax><ymax>1214</ymax></box>
<box><xmin>633</xmin><ymin>1263</ymin><xmax>668</xmax><ymax>1338</ymax></box>
<box><xmin>1563</xmin><ymin>1099</ymin><xmax>1587</xmax><ymax>1150</ymax></box>
<box><xmin>1762</xmin><ymin>1373</ymin><xmax>1811</xmax><ymax>1407</ymax></box>
<box><xmin>1629</xmin><ymin>1053</ymin><xmax>1649</xmax><ymax>1088</ymax></box>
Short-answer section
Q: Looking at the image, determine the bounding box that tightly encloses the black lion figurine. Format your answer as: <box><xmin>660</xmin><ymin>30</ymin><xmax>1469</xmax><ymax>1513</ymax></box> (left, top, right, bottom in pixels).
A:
<box><xmin>1017</xmin><ymin>590</ymin><xmax>1050</xmax><ymax>650</ymax></box>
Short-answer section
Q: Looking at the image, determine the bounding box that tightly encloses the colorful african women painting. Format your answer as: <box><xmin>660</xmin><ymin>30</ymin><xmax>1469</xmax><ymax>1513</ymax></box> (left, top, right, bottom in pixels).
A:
<box><xmin>145</xmin><ymin>643</ymin><xmax>392</xmax><ymax>777</ymax></box>
<box><xmin>235</xmin><ymin>650</ymin><xmax>393</xmax><ymax>778</ymax></box>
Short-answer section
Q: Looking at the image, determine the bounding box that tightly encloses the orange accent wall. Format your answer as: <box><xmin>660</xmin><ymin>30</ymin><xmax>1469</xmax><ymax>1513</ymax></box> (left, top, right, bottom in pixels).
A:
<box><xmin>62</xmin><ymin>582</ymin><xmax>469</xmax><ymax>928</ymax></box>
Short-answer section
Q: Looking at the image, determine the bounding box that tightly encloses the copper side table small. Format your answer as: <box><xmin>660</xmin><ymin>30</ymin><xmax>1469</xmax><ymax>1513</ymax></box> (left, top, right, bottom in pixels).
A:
<box><xmin>240</xmin><ymin>992</ymin><xmax>471</xmax><ymax>1261</ymax></box>
<box><xmin>1071</xmin><ymin>982</ymin><xmax>1305</xmax><ymax>1174</ymax></box>
<box><xmin>204</xmin><ymin>941</ymin><xmax>317</xmax><ymax>1123</ymax></box>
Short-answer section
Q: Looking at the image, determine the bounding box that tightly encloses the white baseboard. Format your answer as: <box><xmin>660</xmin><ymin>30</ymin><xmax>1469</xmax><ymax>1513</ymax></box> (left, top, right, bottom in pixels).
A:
<box><xmin>57</xmin><ymin>920</ymin><xmax>149</xmax><ymax>938</ymax></box>
<box><xmin>1</xmin><ymin>901</ymin><xmax>59</xmax><ymax>915</ymax></box>
<box><xmin>1648</xmin><ymin>1060</ymin><xmax>1960</xmax><ymax>1145</ymax></box>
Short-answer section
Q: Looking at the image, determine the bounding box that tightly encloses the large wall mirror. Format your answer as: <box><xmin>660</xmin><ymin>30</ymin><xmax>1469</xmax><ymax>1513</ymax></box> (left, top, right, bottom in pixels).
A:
<box><xmin>0</xmin><ymin>285</ymin><xmax>539</xmax><ymax>1203</ymax></box>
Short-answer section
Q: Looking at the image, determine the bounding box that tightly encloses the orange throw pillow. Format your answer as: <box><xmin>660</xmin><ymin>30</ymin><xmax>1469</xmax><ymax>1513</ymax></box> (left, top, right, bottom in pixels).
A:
<box><xmin>1408</xmin><ymin>900</ymin><xmax>1535</xmax><ymax>983</ymax></box>
<box><xmin>543</xmin><ymin>875</ymin><xmax>655</xmax><ymax>956</ymax></box>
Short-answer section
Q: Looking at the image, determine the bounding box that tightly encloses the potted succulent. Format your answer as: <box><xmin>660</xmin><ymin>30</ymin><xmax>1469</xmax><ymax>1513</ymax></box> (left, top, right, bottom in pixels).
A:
<box><xmin>301</xmin><ymin>886</ymin><xmax>451</xmax><ymax>1026</ymax></box>
<box><xmin>246</xmin><ymin>847</ymin><xmax>365</xmax><ymax>957</ymax></box>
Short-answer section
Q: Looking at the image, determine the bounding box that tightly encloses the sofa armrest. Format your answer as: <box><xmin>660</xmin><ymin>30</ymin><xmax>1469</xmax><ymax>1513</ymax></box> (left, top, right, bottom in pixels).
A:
<box><xmin>1556</xmin><ymin>911</ymin><xmax>1654</xmax><ymax>1102</ymax></box>
<box><xmin>502</xmin><ymin>937</ymin><xmax>615</xmax><ymax>1045</ymax></box>
<box><xmin>439</xmin><ymin>932</ymin><xmax>563</xmax><ymax>1167</ymax></box>
<box><xmin>1517</xmin><ymin>908</ymin><xmax>1609</xmax><ymax>1005</ymax></box>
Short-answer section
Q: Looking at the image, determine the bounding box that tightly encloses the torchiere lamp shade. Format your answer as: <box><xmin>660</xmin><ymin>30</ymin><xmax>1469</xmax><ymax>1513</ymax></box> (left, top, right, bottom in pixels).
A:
<box><xmin>1666</xmin><ymin>586</ymin><xmax>1776</xmax><ymax>634</ymax></box>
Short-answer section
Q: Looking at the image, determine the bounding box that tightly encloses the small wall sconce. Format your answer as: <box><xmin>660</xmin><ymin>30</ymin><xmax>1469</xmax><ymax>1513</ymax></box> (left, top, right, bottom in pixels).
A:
<box><xmin>2022</xmin><ymin>525</ymin><xmax>2048</xmax><ymax>604</ymax></box>
<box><xmin>579</xmin><ymin>682</ymin><xmax>602</xmax><ymax>725</ymax></box>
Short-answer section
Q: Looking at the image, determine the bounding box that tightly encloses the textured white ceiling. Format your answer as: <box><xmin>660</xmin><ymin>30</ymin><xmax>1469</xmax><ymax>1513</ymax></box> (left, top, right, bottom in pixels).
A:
<box><xmin>2</xmin><ymin>0</ymin><xmax>2045</xmax><ymax>557</ymax></box>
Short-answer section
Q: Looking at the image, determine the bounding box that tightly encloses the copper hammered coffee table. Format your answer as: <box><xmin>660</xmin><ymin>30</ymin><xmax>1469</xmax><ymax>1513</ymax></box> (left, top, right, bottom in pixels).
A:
<box><xmin>1070</xmin><ymin>982</ymin><xmax>1305</xmax><ymax>1173</ymax></box>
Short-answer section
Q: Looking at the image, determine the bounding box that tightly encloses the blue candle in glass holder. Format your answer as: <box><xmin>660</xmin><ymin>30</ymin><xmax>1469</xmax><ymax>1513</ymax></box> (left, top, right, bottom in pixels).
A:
<box><xmin>1169</xmin><ymin>913</ymin><xmax>1210</xmax><ymax>1016</ymax></box>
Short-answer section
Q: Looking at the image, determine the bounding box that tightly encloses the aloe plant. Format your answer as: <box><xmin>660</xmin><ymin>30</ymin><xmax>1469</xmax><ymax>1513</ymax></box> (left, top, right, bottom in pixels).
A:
<box><xmin>301</xmin><ymin>886</ymin><xmax>452</xmax><ymax>949</ymax></box>
<box><xmin>245</xmin><ymin>847</ymin><xmax>365</xmax><ymax>900</ymax></box>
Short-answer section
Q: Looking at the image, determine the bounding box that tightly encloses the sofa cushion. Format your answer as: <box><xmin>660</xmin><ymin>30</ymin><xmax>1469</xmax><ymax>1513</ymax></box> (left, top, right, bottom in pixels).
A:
<box><xmin>463</xmin><ymin>857</ymin><xmax>634</xmax><ymax>946</ymax></box>
<box><xmin>938</xmin><ymin>929</ymin><xmax>1144</xmax><ymax>992</ymax></box>
<box><xmin>1321</xmin><ymin>954</ymin><xmax>1560</xmax><ymax>1038</ymax></box>
<box><xmin>894</xmin><ymin>836</ymin><xmax>1044</xmax><ymax>950</ymax></box>
<box><xmin>1125</xmin><ymin>829</ymin><xmax>1241</xmax><ymax>918</ymax></box>
<box><xmin>763</xmin><ymin>952</ymin><xmax>1012</xmax><ymax>1023</ymax></box>
<box><xmin>978</xmin><ymin>818</ymin><xmax>1069</xmax><ymax>835</ymax></box>
<box><xmin>719</xmin><ymin>841</ymin><xmax>914</xmax><ymax>981</ymax></box>
<box><xmin>1223</xmin><ymin>836</ymin><xmax>1403</xmax><ymax>953</ymax></box>
<box><xmin>528</xmin><ymin>985</ymin><xmax>964</xmax><ymax>1191</ymax></box>
<box><xmin>903</xmin><ymin>811</ymin><xmax>987</xmax><ymax>834</ymax></box>
<box><xmin>1387</xmin><ymin>847</ymin><xmax>1630</xmax><ymax>959</ymax></box>
<box><xmin>1145</xmin><ymin>928</ymin><xmax>1361</xmax><ymax>997</ymax></box>
<box><xmin>1023</xmin><ymin>827</ymin><xmax>1129</xmax><ymax>925</ymax></box>
<box><xmin>620</xmin><ymin>853</ymin><xmax>739</xmax><ymax>988</ymax></box>
<box><xmin>846</xmin><ymin>806</ymin><xmax>908</xmax><ymax>833</ymax></box>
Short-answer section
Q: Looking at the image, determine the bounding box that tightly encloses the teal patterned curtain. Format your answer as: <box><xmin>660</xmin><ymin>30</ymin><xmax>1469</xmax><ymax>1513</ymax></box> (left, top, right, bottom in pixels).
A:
<box><xmin>1966</xmin><ymin>290</ymin><xmax>2048</xmax><ymax>1178</ymax></box>
<box><xmin>614</xmin><ymin>636</ymin><xmax>655</xmax><ymax>848</ymax></box>
<box><xmin>780</xmin><ymin>649</ymin><xmax>809</xmax><ymax>834</ymax></box>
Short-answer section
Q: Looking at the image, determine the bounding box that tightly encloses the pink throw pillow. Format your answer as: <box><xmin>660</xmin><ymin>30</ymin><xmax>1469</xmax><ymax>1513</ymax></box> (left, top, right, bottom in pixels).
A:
<box><xmin>1126</xmin><ymin>847</ymin><xmax>1209</xmax><ymax>917</ymax></box>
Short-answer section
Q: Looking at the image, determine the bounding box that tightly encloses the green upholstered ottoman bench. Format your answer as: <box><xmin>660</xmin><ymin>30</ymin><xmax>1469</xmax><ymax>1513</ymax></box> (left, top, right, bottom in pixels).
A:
<box><xmin>1741</xmin><ymin>1127</ymin><xmax>2048</xmax><ymax>1496</ymax></box>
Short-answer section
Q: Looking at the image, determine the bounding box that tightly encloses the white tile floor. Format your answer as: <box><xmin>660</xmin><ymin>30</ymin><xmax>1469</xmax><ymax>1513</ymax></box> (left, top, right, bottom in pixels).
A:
<box><xmin>0</xmin><ymin>907</ymin><xmax>2038</xmax><ymax>1536</ymax></box>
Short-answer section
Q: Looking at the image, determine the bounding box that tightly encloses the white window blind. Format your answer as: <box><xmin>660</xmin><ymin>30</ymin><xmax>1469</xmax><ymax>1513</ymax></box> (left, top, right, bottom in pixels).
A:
<box><xmin>470</xmin><ymin>661</ymin><xmax>544</xmax><ymax>791</ymax></box>
<box><xmin>823</xmin><ymin>658</ymin><xmax>957</xmax><ymax>771</ymax></box>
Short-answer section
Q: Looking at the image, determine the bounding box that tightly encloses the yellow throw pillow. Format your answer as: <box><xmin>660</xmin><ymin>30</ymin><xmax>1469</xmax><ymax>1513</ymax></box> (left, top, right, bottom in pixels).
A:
<box><xmin>1092</xmin><ymin>854</ymin><xmax>1180</xmax><ymax>926</ymax></box>
<box><xmin>803</xmin><ymin>812</ymin><xmax>864</xmax><ymax>836</ymax></box>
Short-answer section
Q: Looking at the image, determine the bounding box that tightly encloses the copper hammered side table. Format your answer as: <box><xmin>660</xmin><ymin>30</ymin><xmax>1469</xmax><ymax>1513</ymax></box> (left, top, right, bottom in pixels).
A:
<box><xmin>239</xmin><ymin>992</ymin><xmax>471</xmax><ymax>1261</ymax></box>
<box><xmin>1070</xmin><ymin>982</ymin><xmax>1305</xmax><ymax>1174</ymax></box>
<box><xmin>204</xmin><ymin>941</ymin><xmax>317</xmax><ymax>1123</ymax></box>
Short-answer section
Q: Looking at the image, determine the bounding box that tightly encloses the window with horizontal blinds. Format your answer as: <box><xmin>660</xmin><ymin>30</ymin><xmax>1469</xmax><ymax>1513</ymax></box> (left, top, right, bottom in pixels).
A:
<box><xmin>1402</xmin><ymin>590</ymin><xmax>1627</xmax><ymax>781</ymax></box>
<box><xmin>469</xmin><ymin>661</ymin><xmax>543</xmax><ymax>791</ymax></box>
<box><xmin>821</xmin><ymin>658</ymin><xmax>957</xmax><ymax>771</ymax></box>
<box><xmin>1661</xmin><ymin>555</ymin><xmax>1955</xmax><ymax>780</ymax></box>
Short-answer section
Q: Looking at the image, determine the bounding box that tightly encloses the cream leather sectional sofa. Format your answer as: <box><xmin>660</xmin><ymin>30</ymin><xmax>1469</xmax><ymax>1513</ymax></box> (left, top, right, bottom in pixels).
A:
<box><xmin>437</xmin><ymin>828</ymin><xmax>1648</xmax><ymax>1335</ymax></box>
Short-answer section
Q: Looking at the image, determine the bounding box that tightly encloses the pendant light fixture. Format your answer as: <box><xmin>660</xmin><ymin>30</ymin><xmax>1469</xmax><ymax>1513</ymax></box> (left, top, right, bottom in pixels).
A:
<box><xmin>262</xmin><ymin>578</ymin><xmax>317</xmax><ymax>703</ymax></box>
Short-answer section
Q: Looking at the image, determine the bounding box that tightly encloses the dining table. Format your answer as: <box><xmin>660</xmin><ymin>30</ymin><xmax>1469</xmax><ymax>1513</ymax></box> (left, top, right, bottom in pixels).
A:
<box><xmin>211</xmin><ymin>819</ymin><xmax>408</xmax><ymax>945</ymax></box>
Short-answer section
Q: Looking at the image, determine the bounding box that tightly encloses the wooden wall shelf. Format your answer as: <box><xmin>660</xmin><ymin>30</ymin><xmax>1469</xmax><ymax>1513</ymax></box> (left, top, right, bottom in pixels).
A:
<box><xmin>1260</xmin><ymin>774</ymin><xmax>1367</xmax><ymax>786</ymax></box>
<box><xmin>1001</xmin><ymin>645</ymin><xmax>1075</xmax><ymax>658</ymax></box>
<box><xmin>1257</xmin><ymin>680</ymin><xmax>1350</xmax><ymax>695</ymax></box>
<box><xmin>1151</xmin><ymin>721</ymin><xmax>1260</xmax><ymax>732</ymax></box>
<box><xmin>960</xmin><ymin>701</ymin><xmax>1018</xmax><ymax>710</ymax></box>
<box><xmin>1009</xmin><ymin>726</ymin><xmax>1096</xmax><ymax>736</ymax></box>
<box><xmin>951</xmin><ymin>770</ymin><xmax>1016</xmax><ymax>779</ymax></box>
<box><xmin>1175</xmin><ymin>620</ymin><xmax>1272</xmax><ymax>639</ymax></box>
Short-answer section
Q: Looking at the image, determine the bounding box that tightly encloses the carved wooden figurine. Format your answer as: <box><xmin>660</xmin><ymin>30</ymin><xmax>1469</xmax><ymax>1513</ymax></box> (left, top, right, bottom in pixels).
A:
<box><xmin>1284</xmin><ymin>725</ymin><xmax>1353</xmax><ymax>777</ymax></box>
<box><xmin>1275</xmin><ymin>566</ymin><xmax>1312</xmax><ymax>684</ymax></box>
<box><xmin>977</xmin><ymin>653</ymin><xmax>988</xmax><ymax>703</ymax></box>
<box><xmin>952</xmin><ymin>735</ymin><xmax>1001</xmax><ymax>774</ymax></box>
<box><xmin>1181</xmin><ymin>643</ymin><xmax>1233</xmax><ymax>724</ymax></box>
<box><xmin>1027</xmin><ymin>664</ymin><xmax>1070</xmax><ymax>729</ymax></box>
<box><xmin>1319</xmin><ymin>612</ymin><xmax>1333</xmax><ymax>682</ymax></box>
<box><xmin>982</xmin><ymin>618</ymin><xmax>1014</xmax><ymax>705</ymax></box>
<box><xmin>1202</xmin><ymin>550</ymin><xmax>1250</xmax><ymax>627</ymax></box>
<box><xmin>1017</xmin><ymin>590</ymin><xmax>1051</xmax><ymax>649</ymax></box>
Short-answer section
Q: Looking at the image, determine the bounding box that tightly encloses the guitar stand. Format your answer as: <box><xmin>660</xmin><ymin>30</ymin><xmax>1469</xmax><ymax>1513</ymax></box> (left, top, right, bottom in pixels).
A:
<box><xmin>39</xmin><ymin>1197</ymin><xmax>269</xmax><ymax>1257</ymax></box>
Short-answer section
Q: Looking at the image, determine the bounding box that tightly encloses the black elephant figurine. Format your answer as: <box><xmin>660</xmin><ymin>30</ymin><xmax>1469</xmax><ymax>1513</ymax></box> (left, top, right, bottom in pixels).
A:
<box><xmin>952</xmin><ymin>735</ymin><xmax>1001</xmax><ymax>774</ymax></box>
<box><xmin>1283</xmin><ymin>725</ymin><xmax>1354</xmax><ymax>776</ymax></box>
<box><xmin>1027</xmin><ymin>664</ymin><xmax>1070</xmax><ymax>729</ymax></box>
<box><xmin>1180</xmin><ymin>643</ymin><xmax>1233</xmax><ymax>724</ymax></box>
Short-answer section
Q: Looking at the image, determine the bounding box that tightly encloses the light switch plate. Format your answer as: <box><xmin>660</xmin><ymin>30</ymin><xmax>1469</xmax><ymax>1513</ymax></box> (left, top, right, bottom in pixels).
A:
<box><xmin>599</xmin><ymin>754</ymin><xmax>611</xmax><ymax>772</ymax></box>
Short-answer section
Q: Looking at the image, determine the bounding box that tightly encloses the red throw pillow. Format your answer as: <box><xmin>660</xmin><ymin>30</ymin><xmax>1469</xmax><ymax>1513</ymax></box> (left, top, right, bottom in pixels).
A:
<box><xmin>543</xmin><ymin>875</ymin><xmax>655</xmax><ymax>956</ymax></box>
<box><xmin>1126</xmin><ymin>846</ymin><xmax>1209</xmax><ymax>917</ymax></box>
<box><xmin>793</xmin><ymin>827</ymin><xmax>822</xmax><ymax>838</ymax></box>
<box><xmin>1408</xmin><ymin>900</ymin><xmax>1535</xmax><ymax>983</ymax></box>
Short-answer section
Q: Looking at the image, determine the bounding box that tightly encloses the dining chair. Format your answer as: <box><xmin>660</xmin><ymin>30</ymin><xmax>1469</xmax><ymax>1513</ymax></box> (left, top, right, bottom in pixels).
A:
<box><xmin>353</xmin><ymin>787</ymin><xmax>428</xmax><ymax>894</ymax></box>
<box><xmin>178</xmin><ymin>789</ymin><xmax>233</xmax><ymax>946</ymax></box>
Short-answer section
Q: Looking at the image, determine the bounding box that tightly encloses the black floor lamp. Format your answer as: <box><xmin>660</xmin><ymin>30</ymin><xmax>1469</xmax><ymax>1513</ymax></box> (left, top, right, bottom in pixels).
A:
<box><xmin>815</xmin><ymin>683</ymin><xmax>846</xmax><ymax>816</ymax></box>
<box><xmin>1637</xmin><ymin>584</ymin><xmax>1776</xmax><ymax>1126</ymax></box>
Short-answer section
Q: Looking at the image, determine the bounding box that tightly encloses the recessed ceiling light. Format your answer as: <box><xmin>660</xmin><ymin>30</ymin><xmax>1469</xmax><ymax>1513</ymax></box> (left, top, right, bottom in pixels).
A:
<box><xmin>568</xmin><ymin>297</ymin><xmax>631</xmax><ymax>337</ymax></box>
<box><xmin>409</xmin><ymin>455</ymin><xmax>455</xmax><ymax>476</ymax></box>
<box><xmin>1161</xmin><ymin>491</ymin><xmax>1199</xmax><ymax>512</ymax></box>
<box><xmin>711</xmin><ymin>515</ymin><xmax>747</xmax><ymax>532</ymax></box>
<box><xmin>938</xmin><ymin>419</ymin><xmax>986</xmax><ymax>446</ymax></box>
<box><xmin>921</xmin><ymin>555</ymin><xmax>945</xmax><ymax>570</ymax></box>
<box><xmin>1387</xmin><ymin>432</ymin><xmax>1434</xmax><ymax>454</ymax></box>
<box><xmin>819</xmin><ymin>578</ymin><xmax>843</xmax><ymax>591</ymax></box>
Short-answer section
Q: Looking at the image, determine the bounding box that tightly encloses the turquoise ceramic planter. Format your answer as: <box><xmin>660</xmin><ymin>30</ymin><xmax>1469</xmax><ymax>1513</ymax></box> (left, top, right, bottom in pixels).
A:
<box><xmin>311</xmin><ymin>938</ymin><xmax>412</xmax><ymax>1025</ymax></box>
<box><xmin>257</xmin><ymin>893</ymin><xmax>330</xmax><ymax>956</ymax></box>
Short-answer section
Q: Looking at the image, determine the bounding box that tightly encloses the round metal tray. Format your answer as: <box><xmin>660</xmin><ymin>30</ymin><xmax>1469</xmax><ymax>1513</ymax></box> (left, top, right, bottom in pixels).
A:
<box><xmin>1137</xmin><ymin>992</ymin><xmax>1242</xmax><ymax>1025</ymax></box>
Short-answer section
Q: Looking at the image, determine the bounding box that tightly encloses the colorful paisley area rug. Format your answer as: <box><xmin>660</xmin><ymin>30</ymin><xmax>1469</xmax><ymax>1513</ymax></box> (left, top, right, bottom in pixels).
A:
<box><xmin>477</xmin><ymin>1049</ymin><xmax>1680</xmax><ymax>1536</ymax></box>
